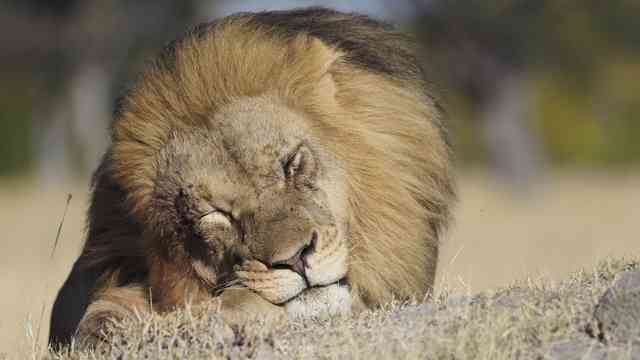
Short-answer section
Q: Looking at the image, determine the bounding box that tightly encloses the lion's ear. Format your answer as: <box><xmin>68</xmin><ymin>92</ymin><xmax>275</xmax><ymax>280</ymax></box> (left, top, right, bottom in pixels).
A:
<box><xmin>317</xmin><ymin>71</ymin><xmax>337</xmax><ymax>100</ymax></box>
<box><xmin>313</xmin><ymin>38</ymin><xmax>340</xmax><ymax>101</ymax></box>
<box><xmin>284</xmin><ymin>36</ymin><xmax>341</xmax><ymax>105</ymax></box>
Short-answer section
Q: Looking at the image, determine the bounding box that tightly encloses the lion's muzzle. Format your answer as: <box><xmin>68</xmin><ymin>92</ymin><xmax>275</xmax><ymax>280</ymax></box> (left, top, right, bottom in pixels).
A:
<box><xmin>270</xmin><ymin>230</ymin><xmax>318</xmax><ymax>286</ymax></box>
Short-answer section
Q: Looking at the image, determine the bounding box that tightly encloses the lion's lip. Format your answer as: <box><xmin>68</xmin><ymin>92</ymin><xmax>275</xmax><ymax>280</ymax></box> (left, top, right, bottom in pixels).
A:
<box><xmin>273</xmin><ymin>260</ymin><xmax>311</xmax><ymax>288</ymax></box>
<box><xmin>291</xmin><ymin>260</ymin><xmax>310</xmax><ymax>287</ymax></box>
<box><xmin>284</xmin><ymin>276</ymin><xmax>347</xmax><ymax>304</ymax></box>
<box><xmin>309</xmin><ymin>276</ymin><xmax>348</xmax><ymax>290</ymax></box>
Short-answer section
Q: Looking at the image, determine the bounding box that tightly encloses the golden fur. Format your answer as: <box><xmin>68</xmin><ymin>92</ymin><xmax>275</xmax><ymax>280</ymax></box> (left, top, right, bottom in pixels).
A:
<box><xmin>50</xmin><ymin>8</ymin><xmax>455</xmax><ymax>348</ymax></box>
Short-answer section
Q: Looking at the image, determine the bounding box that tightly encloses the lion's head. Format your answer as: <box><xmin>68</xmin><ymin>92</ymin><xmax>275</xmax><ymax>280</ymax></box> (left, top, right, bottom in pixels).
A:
<box><xmin>99</xmin><ymin>10</ymin><xmax>452</xmax><ymax>310</ymax></box>
<box><xmin>50</xmin><ymin>9</ymin><xmax>455</xmax><ymax>349</ymax></box>
<box><xmin>146</xmin><ymin>96</ymin><xmax>349</xmax><ymax>302</ymax></box>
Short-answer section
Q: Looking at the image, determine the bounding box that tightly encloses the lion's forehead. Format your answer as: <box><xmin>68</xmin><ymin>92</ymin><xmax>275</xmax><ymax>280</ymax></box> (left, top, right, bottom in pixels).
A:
<box><xmin>212</xmin><ymin>97</ymin><xmax>309</xmax><ymax>157</ymax></box>
<box><xmin>176</xmin><ymin>97</ymin><xmax>315</xmax><ymax>183</ymax></box>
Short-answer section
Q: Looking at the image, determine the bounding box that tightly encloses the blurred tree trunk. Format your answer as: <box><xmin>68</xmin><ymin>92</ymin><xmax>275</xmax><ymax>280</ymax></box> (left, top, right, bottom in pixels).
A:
<box><xmin>69</xmin><ymin>63</ymin><xmax>112</xmax><ymax>173</ymax></box>
<box><xmin>34</xmin><ymin>53</ymin><xmax>113</xmax><ymax>184</ymax></box>
<box><xmin>36</xmin><ymin>93</ymin><xmax>72</xmax><ymax>183</ymax></box>
<box><xmin>482</xmin><ymin>71</ymin><xmax>543</xmax><ymax>192</ymax></box>
<box><xmin>30</xmin><ymin>0</ymin><xmax>199</xmax><ymax>183</ymax></box>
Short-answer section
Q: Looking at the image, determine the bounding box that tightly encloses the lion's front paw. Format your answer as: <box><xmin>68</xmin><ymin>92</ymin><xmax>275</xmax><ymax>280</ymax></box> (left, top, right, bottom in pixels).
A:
<box><xmin>75</xmin><ymin>311</ymin><xmax>124</xmax><ymax>347</ymax></box>
<box><xmin>218</xmin><ymin>287</ymin><xmax>286</xmax><ymax>325</ymax></box>
<box><xmin>234</xmin><ymin>260</ymin><xmax>306</xmax><ymax>304</ymax></box>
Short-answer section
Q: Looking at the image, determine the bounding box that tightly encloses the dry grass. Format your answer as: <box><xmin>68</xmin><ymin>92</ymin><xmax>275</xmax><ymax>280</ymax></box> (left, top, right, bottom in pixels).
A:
<box><xmin>1</xmin><ymin>171</ymin><xmax>639</xmax><ymax>358</ymax></box>
<box><xmin>47</xmin><ymin>258</ymin><xmax>640</xmax><ymax>359</ymax></box>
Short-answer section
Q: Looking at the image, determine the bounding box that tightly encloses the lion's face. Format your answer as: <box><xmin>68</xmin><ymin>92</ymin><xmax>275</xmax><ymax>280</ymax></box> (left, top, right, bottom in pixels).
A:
<box><xmin>149</xmin><ymin>96</ymin><xmax>349</xmax><ymax>301</ymax></box>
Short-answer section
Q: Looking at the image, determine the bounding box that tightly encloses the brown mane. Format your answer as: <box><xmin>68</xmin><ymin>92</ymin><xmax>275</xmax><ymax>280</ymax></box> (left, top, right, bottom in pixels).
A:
<box><xmin>50</xmin><ymin>7</ymin><xmax>455</xmax><ymax>348</ymax></box>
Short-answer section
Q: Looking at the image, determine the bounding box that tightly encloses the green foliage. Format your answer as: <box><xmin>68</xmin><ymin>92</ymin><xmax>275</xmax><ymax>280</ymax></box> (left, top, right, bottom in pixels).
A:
<box><xmin>0</xmin><ymin>81</ymin><xmax>33</xmax><ymax>177</ymax></box>
<box><xmin>533</xmin><ymin>59</ymin><xmax>640</xmax><ymax>166</ymax></box>
<box><xmin>415</xmin><ymin>1</ymin><xmax>640</xmax><ymax>167</ymax></box>
<box><xmin>443</xmin><ymin>96</ymin><xmax>489</xmax><ymax>166</ymax></box>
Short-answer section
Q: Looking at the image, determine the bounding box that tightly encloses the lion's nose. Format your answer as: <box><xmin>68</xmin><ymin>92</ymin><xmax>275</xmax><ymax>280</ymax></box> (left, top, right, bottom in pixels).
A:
<box><xmin>270</xmin><ymin>231</ymin><xmax>318</xmax><ymax>278</ymax></box>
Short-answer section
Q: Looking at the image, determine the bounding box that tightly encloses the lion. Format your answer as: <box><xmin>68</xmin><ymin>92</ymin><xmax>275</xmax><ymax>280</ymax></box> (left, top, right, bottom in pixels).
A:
<box><xmin>49</xmin><ymin>7</ymin><xmax>455</xmax><ymax>348</ymax></box>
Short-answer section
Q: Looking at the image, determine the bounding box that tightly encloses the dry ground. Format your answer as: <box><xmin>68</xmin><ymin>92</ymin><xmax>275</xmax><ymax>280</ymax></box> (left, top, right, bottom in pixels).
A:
<box><xmin>1</xmin><ymin>170</ymin><xmax>639</xmax><ymax>358</ymax></box>
<box><xmin>48</xmin><ymin>259</ymin><xmax>640</xmax><ymax>359</ymax></box>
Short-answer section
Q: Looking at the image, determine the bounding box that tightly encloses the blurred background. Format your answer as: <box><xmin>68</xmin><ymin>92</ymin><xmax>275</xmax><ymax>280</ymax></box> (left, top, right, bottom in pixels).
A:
<box><xmin>1</xmin><ymin>0</ymin><xmax>639</xmax><ymax>357</ymax></box>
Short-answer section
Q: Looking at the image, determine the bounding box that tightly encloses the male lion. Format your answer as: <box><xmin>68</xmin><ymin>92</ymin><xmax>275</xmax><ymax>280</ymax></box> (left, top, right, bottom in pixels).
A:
<box><xmin>49</xmin><ymin>7</ymin><xmax>455</xmax><ymax>348</ymax></box>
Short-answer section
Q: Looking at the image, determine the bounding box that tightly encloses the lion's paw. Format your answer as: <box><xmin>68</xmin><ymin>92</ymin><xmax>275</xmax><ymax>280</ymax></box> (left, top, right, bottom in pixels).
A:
<box><xmin>235</xmin><ymin>260</ymin><xmax>306</xmax><ymax>304</ymax></box>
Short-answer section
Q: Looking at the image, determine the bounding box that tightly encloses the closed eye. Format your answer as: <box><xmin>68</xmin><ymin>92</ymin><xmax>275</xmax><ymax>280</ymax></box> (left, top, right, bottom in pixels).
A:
<box><xmin>281</xmin><ymin>143</ymin><xmax>305</xmax><ymax>179</ymax></box>
<box><xmin>199</xmin><ymin>210</ymin><xmax>232</xmax><ymax>226</ymax></box>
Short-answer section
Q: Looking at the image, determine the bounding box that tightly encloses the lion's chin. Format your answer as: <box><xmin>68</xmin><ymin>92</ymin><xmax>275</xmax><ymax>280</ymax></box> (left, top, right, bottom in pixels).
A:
<box><xmin>284</xmin><ymin>281</ymin><xmax>352</xmax><ymax>320</ymax></box>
